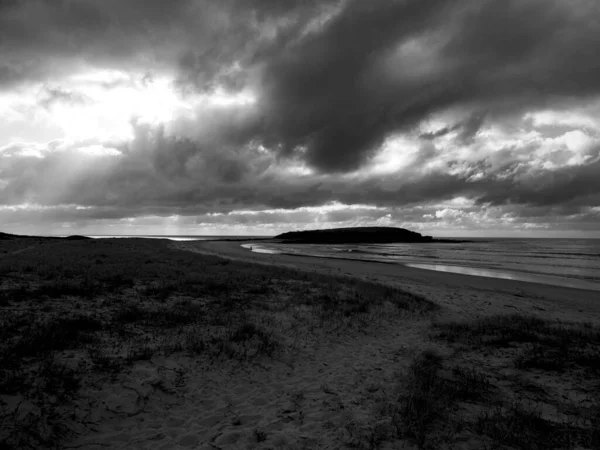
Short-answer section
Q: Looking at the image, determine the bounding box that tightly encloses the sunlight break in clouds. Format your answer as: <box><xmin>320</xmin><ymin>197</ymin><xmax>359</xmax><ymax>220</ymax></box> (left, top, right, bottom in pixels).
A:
<box><xmin>42</xmin><ymin>72</ymin><xmax>257</xmax><ymax>141</ymax></box>
<box><xmin>50</xmin><ymin>76</ymin><xmax>185</xmax><ymax>140</ymax></box>
<box><xmin>1</xmin><ymin>0</ymin><xmax>600</xmax><ymax>237</ymax></box>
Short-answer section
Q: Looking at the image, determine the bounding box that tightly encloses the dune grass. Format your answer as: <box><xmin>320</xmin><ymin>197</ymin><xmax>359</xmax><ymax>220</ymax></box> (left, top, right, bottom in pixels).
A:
<box><xmin>435</xmin><ymin>313</ymin><xmax>600</xmax><ymax>375</ymax></box>
<box><xmin>0</xmin><ymin>236</ymin><xmax>435</xmax><ymax>449</ymax></box>
<box><xmin>328</xmin><ymin>314</ymin><xmax>600</xmax><ymax>449</ymax></box>
<box><xmin>381</xmin><ymin>314</ymin><xmax>600</xmax><ymax>449</ymax></box>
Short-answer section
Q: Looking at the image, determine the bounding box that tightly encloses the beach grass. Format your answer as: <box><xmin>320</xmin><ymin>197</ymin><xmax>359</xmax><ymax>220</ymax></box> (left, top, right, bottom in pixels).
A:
<box><xmin>0</xmin><ymin>236</ymin><xmax>435</xmax><ymax>449</ymax></box>
<box><xmin>389</xmin><ymin>314</ymin><xmax>600</xmax><ymax>449</ymax></box>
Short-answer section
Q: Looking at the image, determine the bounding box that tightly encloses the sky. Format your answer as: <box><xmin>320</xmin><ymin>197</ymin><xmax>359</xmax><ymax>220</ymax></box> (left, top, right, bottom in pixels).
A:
<box><xmin>1</xmin><ymin>0</ymin><xmax>600</xmax><ymax>238</ymax></box>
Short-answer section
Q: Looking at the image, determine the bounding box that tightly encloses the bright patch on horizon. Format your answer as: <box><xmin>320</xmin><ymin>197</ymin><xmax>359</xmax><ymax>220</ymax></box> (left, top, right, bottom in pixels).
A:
<box><xmin>213</xmin><ymin>202</ymin><xmax>385</xmax><ymax>217</ymax></box>
<box><xmin>0</xmin><ymin>203</ymin><xmax>91</xmax><ymax>211</ymax></box>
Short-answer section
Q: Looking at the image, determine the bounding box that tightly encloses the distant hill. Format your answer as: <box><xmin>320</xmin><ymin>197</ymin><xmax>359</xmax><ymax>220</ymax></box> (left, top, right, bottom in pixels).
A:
<box><xmin>0</xmin><ymin>232</ymin><xmax>90</xmax><ymax>241</ymax></box>
<box><xmin>274</xmin><ymin>227</ymin><xmax>436</xmax><ymax>244</ymax></box>
<box><xmin>0</xmin><ymin>232</ymin><xmax>39</xmax><ymax>240</ymax></box>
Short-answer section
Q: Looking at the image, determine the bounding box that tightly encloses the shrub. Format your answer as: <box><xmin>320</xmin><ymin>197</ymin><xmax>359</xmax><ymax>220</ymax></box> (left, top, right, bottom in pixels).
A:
<box><xmin>390</xmin><ymin>351</ymin><xmax>455</xmax><ymax>448</ymax></box>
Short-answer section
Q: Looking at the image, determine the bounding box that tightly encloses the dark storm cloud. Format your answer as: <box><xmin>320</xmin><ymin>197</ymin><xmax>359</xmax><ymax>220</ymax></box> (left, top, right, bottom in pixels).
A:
<box><xmin>419</xmin><ymin>126</ymin><xmax>459</xmax><ymax>141</ymax></box>
<box><xmin>418</xmin><ymin>113</ymin><xmax>486</xmax><ymax>142</ymax></box>
<box><xmin>456</xmin><ymin>113</ymin><xmax>487</xmax><ymax>143</ymax></box>
<box><xmin>249</xmin><ymin>0</ymin><xmax>600</xmax><ymax>172</ymax></box>
<box><xmin>2</xmin><ymin>0</ymin><xmax>600</xmax><ymax>232</ymax></box>
<box><xmin>475</xmin><ymin>150</ymin><xmax>600</xmax><ymax>208</ymax></box>
<box><xmin>0</xmin><ymin>0</ymin><xmax>331</xmax><ymax>89</ymax></box>
<box><xmin>178</xmin><ymin>0</ymin><xmax>600</xmax><ymax>173</ymax></box>
<box><xmin>254</xmin><ymin>0</ymin><xmax>464</xmax><ymax>171</ymax></box>
<box><xmin>4</xmin><ymin>0</ymin><xmax>600</xmax><ymax>174</ymax></box>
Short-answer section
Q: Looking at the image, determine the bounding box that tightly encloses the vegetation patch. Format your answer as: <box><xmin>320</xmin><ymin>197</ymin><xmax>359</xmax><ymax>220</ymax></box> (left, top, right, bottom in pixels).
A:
<box><xmin>0</xmin><ymin>236</ymin><xmax>436</xmax><ymax>448</ymax></box>
<box><xmin>406</xmin><ymin>314</ymin><xmax>600</xmax><ymax>449</ymax></box>
<box><xmin>475</xmin><ymin>402</ymin><xmax>599</xmax><ymax>450</ymax></box>
<box><xmin>435</xmin><ymin>313</ymin><xmax>600</xmax><ymax>375</ymax></box>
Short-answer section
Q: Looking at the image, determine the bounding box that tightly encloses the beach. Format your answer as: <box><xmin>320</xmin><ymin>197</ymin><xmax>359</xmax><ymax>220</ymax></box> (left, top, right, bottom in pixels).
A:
<box><xmin>178</xmin><ymin>240</ymin><xmax>600</xmax><ymax>324</ymax></box>
<box><xmin>5</xmin><ymin>0</ymin><xmax>600</xmax><ymax>448</ymax></box>
<box><xmin>1</xmin><ymin>236</ymin><xmax>599</xmax><ymax>449</ymax></box>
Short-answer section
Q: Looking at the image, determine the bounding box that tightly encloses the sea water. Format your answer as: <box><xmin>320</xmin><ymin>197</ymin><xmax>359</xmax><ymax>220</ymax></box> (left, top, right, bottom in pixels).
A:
<box><xmin>244</xmin><ymin>239</ymin><xmax>600</xmax><ymax>291</ymax></box>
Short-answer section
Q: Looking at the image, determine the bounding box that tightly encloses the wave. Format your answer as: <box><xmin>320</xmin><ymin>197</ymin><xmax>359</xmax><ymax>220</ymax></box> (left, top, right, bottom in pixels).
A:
<box><xmin>243</xmin><ymin>239</ymin><xmax>600</xmax><ymax>288</ymax></box>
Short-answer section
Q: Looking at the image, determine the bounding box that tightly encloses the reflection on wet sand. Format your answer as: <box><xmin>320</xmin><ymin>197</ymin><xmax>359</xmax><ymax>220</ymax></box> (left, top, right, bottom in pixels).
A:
<box><xmin>241</xmin><ymin>243</ymin><xmax>282</xmax><ymax>254</ymax></box>
<box><xmin>405</xmin><ymin>263</ymin><xmax>600</xmax><ymax>291</ymax></box>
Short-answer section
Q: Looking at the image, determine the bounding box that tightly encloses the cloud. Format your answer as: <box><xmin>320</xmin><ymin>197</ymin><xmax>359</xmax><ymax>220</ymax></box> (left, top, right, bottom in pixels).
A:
<box><xmin>195</xmin><ymin>0</ymin><xmax>600</xmax><ymax>173</ymax></box>
<box><xmin>38</xmin><ymin>87</ymin><xmax>90</xmax><ymax>109</ymax></box>
<box><xmin>419</xmin><ymin>113</ymin><xmax>487</xmax><ymax>142</ymax></box>
<box><xmin>2</xmin><ymin>125</ymin><xmax>599</xmax><ymax>216</ymax></box>
<box><xmin>5</xmin><ymin>1</ymin><xmax>600</xmax><ymax>172</ymax></box>
<box><xmin>2</xmin><ymin>0</ymin><xmax>600</xmax><ymax>235</ymax></box>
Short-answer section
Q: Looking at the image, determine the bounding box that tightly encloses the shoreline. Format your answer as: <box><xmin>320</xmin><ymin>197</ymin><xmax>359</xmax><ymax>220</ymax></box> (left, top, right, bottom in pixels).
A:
<box><xmin>241</xmin><ymin>242</ymin><xmax>600</xmax><ymax>295</ymax></box>
<box><xmin>242</xmin><ymin>242</ymin><xmax>600</xmax><ymax>292</ymax></box>
<box><xmin>176</xmin><ymin>239</ymin><xmax>600</xmax><ymax>324</ymax></box>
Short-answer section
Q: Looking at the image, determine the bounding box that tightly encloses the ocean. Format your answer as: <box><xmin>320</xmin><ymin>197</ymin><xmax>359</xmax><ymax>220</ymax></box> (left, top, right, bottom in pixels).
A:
<box><xmin>242</xmin><ymin>239</ymin><xmax>600</xmax><ymax>292</ymax></box>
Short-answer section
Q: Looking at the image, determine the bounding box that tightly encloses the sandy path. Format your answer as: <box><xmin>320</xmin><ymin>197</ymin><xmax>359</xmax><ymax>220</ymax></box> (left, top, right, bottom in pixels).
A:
<box><xmin>73</xmin><ymin>317</ymin><xmax>434</xmax><ymax>450</ymax></box>
<box><xmin>176</xmin><ymin>240</ymin><xmax>600</xmax><ymax>325</ymax></box>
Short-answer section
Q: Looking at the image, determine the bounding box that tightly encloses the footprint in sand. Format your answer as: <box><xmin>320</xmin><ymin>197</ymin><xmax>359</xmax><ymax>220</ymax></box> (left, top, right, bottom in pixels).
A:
<box><xmin>197</xmin><ymin>415</ymin><xmax>225</xmax><ymax>427</ymax></box>
<box><xmin>251</xmin><ymin>397</ymin><xmax>269</xmax><ymax>406</ymax></box>
<box><xmin>233</xmin><ymin>385</ymin><xmax>252</xmax><ymax>396</ymax></box>
<box><xmin>166</xmin><ymin>417</ymin><xmax>186</xmax><ymax>427</ymax></box>
<box><xmin>177</xmin><ymin>434</ymin><xmax>200</xmax><ymax>447</ymax></box>
<box><xmin>237</xmin><ymin>414</ymin><xmax>264</xmax><ymax>424</ymax></box>
<box><xmin>215</xmin><ymin>431</ymin><xmax>241</xmax><ymax>446</ymax></box>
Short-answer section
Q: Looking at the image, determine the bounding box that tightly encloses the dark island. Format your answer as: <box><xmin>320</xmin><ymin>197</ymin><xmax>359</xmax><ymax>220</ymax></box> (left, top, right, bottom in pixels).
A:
<box><xmin>274</xmin><ymin>227</ymin><xmax>447</xmax><ymax>244</ymax></box>
<box><xmin>275</xmin><ymin>227</ymin><xmax>474</xmax><ymax>244</ymax></box>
